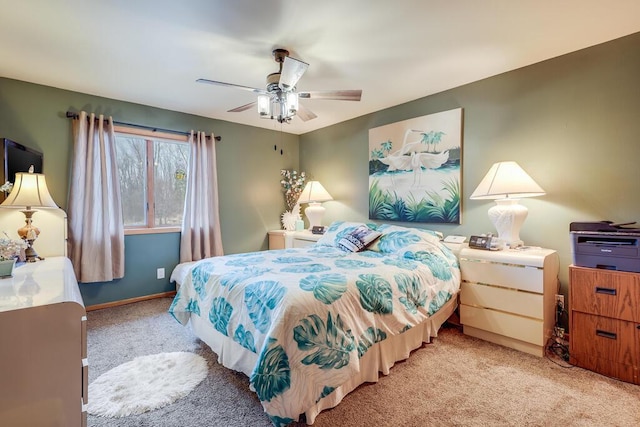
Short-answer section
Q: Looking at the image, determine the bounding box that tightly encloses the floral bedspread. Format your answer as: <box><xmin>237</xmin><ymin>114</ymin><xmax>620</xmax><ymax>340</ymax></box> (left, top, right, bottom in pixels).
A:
<box><xmin>169</xmin><ymin>223</ymin><xmax>460</xmax><ymax>426</ymax></box>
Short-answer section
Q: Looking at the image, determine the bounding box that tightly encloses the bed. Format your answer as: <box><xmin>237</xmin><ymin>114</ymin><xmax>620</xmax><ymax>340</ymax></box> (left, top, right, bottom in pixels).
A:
<box><xmin>169</xmin><ymin>221</ymin><xmax>461</xmax><ymax>426</ymax></box>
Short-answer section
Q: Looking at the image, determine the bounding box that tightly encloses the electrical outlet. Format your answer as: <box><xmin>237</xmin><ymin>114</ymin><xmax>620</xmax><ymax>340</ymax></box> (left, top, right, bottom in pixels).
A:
<box><xmin>555</xmin><ymin>294</ymin><xmax>565</xmax><ymax>310</ymax></box>
<box><xmin>156</xmin><ymin>268</ymin><xmax>165</xmax><ymax>280</ymax></box>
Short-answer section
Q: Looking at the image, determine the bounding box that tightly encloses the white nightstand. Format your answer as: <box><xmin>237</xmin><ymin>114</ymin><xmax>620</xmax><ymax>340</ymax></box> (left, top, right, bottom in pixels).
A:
<box><xmin>459</xmin><ymin>246</ymin><xmax>559</xmax><ymax>357</ymax></box>
<box><xmin>285</xmin><ymin>230</ymin><xmax>322</xmax><ymax>248</ymax></box>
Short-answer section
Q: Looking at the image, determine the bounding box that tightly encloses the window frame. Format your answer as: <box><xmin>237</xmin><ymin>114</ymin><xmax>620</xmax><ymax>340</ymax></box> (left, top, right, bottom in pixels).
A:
<box><xmin>114</xmin><ymin>125</ymin><xmax>189</xmax><ymax>235</ymax></box>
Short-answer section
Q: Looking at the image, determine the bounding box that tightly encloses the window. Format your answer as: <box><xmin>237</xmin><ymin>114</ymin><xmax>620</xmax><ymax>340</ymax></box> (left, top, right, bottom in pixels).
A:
<box><xmin>114</xmin><ymin>127</ymin><xmax>190</xmax><ymax>232</ymax></box>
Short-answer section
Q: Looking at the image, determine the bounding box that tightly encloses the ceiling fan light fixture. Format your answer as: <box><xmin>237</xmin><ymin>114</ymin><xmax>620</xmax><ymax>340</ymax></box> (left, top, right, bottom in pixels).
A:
<box><xmin>257</xmin><ymin>95</ymin><xmax>271</xmax><ymax>117</ymax></box>
<box><xmin>197</xmin><ymin>48</ymin><xmax>361</xmax><ymax>124</ymax></box>
<box><xmin>285</xmin><ymin>92</ymin><xmax>298</xmax><ymax>114</ymax></box>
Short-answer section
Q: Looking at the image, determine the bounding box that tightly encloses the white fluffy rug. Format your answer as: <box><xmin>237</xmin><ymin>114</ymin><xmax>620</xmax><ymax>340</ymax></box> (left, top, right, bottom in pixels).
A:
<box><xmin>88</xmin><ymin>351</ymin><xmax>208</xmax><ymax>418</ymax></box>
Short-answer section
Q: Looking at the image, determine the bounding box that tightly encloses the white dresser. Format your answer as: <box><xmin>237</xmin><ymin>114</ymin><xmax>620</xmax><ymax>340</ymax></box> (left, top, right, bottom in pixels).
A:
<box><xmin>0</xmin><ymin>257</ymin><xmax>87</xmax><ymax>426</ymax></box>
<box><xmin>459</xmin><ymin>247</ymin><xmax>559</xmax><ymax>357</ymax></box>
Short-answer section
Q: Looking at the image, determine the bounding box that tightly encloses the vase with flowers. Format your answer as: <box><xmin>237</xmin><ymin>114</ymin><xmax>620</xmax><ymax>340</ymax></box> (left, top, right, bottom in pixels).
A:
<box><xmin>280</xmin><ymin>169</ymin><xmax>306</xmax><ymax>231</ymax></box>
<box><xmin>0</xmin><ymin>231</ymin><xmax>27</xmax><ymax>278</ymax></box>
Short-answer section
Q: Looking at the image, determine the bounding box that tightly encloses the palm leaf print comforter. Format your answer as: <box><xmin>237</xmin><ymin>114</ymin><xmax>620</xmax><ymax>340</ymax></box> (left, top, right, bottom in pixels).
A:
<box><xmin>170</xmin><ymin>223</ymin><xmax>460</xmax><ymax>426</ymax></box>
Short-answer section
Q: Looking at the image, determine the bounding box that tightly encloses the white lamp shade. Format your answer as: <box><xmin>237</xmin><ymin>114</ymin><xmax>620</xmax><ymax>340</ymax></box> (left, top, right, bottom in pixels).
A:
<box><xmin>297</xmin><ymin>181</ymin><xmax>333</xmax><ymax>204</ymax></box>
<box><xmin>0</xmin><ymin>172</ymin><xmax>57</xmax><ymax>209</ymax></box>
<box><xmin>470</xmin><ymin>161</ymin><xmax>545</xmax><ymax>200</ymax></box>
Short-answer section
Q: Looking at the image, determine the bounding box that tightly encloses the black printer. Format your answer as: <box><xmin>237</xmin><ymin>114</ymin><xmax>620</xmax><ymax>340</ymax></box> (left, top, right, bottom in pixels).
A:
<box><xmin>570</xmin><ymin>221</ymin><xmax>640</xmax><ymax>272</ymax></box>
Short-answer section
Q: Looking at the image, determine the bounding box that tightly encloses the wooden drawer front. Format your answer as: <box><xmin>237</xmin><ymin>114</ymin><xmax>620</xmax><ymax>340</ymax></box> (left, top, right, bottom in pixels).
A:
<box><xmin>570</xmin><ymin>312</ymin><xmax>639</xmax><ymax>367</ymax></box>
<box><xmin>460</xmin><ymin>304</ymin><xmax>544</xmax><ymax>346</ymax></box>
<box><xmin>461</xmin><ymin>260</ymin><xmax>543</xmax><ymax>293</ymax></box>
<box><xmin>570</xmin><ymin>267</ymin><xmax>640</xmax><ymax>322</ymax></box>
<box><xmin>570</xmin><ymin>352</ymin><xmax>639</xmax><ymax>384</ymax></box>
<box><xmin>460</xmin><ymin>282</ymin><xmax>543</xmax><ymax>319</ymax></box>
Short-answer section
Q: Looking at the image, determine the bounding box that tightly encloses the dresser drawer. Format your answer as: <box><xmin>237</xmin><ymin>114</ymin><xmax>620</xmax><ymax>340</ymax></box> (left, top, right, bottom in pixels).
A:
<box><xmin>460</xmin><ymin>259</ymin><xmax>544</xmax><ymax>293</ymax></box>
<box><xmin>570</xmin><ymin>311</ymin><xmax>639</xmax><ymax>366</ymax></box>
<box><xmin>460</xmin><ymin>304</ymin><xmax>544</xmax><ymax>346</ymax></box>
<box><xmin>460</xmin><ymin>282</ymin><xmax>543</xmax><ymax>319</ymax></box>
<box><xmin>570</xmin><ymin>267</ymin><xmax>640</xmax><ymax>322</ymax></box>
<box><xmin>570</xmin><ymin>311</ymin><xmax>640</xmax><ymax>383</ymax></box>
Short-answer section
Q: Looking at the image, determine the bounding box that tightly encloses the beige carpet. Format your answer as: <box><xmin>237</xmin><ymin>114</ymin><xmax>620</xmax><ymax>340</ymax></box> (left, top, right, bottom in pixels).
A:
<box><xmin>87</xmin><ymin>298</ymin><xmax>640</xmax><ymax>427</ymax></box>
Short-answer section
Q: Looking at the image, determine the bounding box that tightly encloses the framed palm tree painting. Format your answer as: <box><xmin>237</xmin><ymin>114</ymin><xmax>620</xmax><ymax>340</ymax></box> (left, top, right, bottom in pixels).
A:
<box><xmin>368</xmin><ymin>108</ymin><xmax>463</xmax><ymax>224</ymax></box>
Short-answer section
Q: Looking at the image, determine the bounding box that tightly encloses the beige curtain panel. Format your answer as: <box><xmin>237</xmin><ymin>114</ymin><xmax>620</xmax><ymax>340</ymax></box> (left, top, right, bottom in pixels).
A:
<box><xmin>68</xmin><ymin>111</ymin><xmax>125</xmax><ymax>283</ymax></box>
<box><xmin>180</xmin><ymin>131</ymin><xmax>224</xmax><ymax>262</ymax></box>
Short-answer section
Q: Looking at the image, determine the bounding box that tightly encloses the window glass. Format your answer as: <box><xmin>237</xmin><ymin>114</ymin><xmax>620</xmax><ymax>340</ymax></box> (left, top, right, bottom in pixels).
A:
<box><xmin>115</xmin><ymin>136</ymin><xmax>147</xmax><ymax>227</ymax></box>
<box><xmin>154</xmin><ymin>140</ymin><xmax>189</xmax><ymax>226</ymax></box>
<box><xmin>114</xmin><ymin>131</ymin><xmax>190</xmax><ymax>230</ymax></box>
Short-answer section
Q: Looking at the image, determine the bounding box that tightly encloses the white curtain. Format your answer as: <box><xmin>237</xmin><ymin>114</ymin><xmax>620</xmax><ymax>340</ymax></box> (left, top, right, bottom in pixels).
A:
<box><xmin>180</xmin><ymin>131</ymin><xmax>224</xmax><ymax>262</ymax></box>
<box><xmin>68</xmin><ymin>111</ymin><xmax>125</xmax><ymax>283</ymax></box>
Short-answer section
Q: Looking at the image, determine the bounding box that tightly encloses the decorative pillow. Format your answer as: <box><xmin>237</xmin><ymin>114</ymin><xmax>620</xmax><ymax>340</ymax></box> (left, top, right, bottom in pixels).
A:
<box><xmin>315</xmin><ymin>221</ymin><xmax>379</xmax><ymax>247</ymax></box>
<box><xmin>337</xmin><ymin>225</ymin><xmax>382</xmax><ymax>253</ymax></box>
<box><xmin>368</xmin><ymin>224</ymin><xmax>443</xmax><ymax>254</ymax></box>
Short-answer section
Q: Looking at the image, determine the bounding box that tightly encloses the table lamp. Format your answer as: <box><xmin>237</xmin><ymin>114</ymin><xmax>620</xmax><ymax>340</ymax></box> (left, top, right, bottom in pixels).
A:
<box><xmin>0</xmin><ymin>168</ymin><xmax>58</xmax><ymax>262</ymax></box>
<box><xmin>297</xmin><ymin>181</ymin><xmax>333</xmax><ymax>229</ymax></box>
<box><xmin>470</xmin><ymin>161</ymin><xmax>545</xmax><ymax>248</ymax></box>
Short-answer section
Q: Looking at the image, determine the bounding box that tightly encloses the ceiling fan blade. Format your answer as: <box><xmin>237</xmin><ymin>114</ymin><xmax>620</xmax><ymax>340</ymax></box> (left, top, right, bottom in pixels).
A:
<box><xmin>296</xmin><ymin>103</ymin><xmax>317</xmax><ymax>122</ymax></box>
<box><xmin>228</xmin><ymin>101</ymin><xmax>256</xmax><ymax>113</ymax></box>
<box><xmin>279</xmin><ymin>56</ymin><xmax>309</xmax><ymax>91</ymax></box>
<box><xmin>298</xmin><ymin>90</ymin><xmax>362</xmax><ymax>101</ymax></box>
<box><xmin>196</xmin><ymin>78</ymin><xmax>266</xmax><ymax>94</ymax></box>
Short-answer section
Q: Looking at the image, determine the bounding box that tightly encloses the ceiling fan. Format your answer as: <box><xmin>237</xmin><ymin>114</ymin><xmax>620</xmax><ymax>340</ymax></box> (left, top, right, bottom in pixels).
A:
<box><xmin>196</xmin><ymin>48</ymin><xmax>362</xmax><ymax>123</ymax></box>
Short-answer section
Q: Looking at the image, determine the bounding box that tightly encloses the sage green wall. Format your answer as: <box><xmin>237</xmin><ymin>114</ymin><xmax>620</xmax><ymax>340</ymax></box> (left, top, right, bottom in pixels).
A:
<box><xmin>0</xmin><ymin>78</ymin><xmax>298</xmax><ymax>306</ymax></box>
<box><xmin>299</xmin><ymin>32</ymin><xmax>640</xmax><ymax>302</ymax></box>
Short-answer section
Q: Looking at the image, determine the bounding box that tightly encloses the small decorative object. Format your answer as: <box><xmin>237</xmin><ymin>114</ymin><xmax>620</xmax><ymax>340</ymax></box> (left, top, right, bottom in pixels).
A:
<box><xmin>281</xmin><ymin>211</ymin><xmax>297</xmax><ymax>231</ymax></box>
<box><xmin>0</xmin><ymin>258</ymin><xmax>16</xmax><ymax>278</ymax></box>
<box><xmin>0</xmin><ymin>231</ymin><xmax>27</xmax><ymax>278</ymax></box>
<box><xmin>280</xmin><ymin>169</ymin><xmax>306</xmax><ymax>230</ymax></box>
<box><xmin>281</xmin><ymin>203</ymin><xmax>301</xmax><ymax>231</ymax></box>
<box><xmin>0</xmin><ymin>181</ymin><xmax>13</xmax><ymax>194</ymax></box>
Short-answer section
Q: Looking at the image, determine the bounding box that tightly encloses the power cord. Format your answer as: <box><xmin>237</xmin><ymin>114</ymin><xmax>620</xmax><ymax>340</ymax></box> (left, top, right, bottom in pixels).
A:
<box><xmin>546</xmin><ymin>298</ymin><xmax>571</xmax><ymax>366</ymax></box>
<box><xmin>546</xmin><ymin>336</ymin><xmax>571</xmax><ymax>367</ymax></box>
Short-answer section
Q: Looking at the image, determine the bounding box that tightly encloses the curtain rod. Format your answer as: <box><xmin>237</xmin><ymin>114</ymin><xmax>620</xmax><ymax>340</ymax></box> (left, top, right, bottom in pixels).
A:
<box><xmin>65</xmin><ymin>111</ymin><xmax>222</xmax><ymax>142</ymax></box>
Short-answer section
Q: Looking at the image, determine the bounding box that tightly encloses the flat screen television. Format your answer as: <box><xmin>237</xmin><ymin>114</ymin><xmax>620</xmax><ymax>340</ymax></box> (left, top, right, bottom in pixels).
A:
<box><xmin>1</xmin><ymin>138</ymin><xmax>44</xmax><ymax>203</ymax></box>
<box><xmin>2</xmin><ymin>138</ymin><xmax>43</xmax><ymax>184</ymax></box>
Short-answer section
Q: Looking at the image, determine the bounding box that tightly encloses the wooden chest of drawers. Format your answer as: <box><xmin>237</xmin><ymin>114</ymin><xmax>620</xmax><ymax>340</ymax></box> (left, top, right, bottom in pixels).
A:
<box><xmin>569</xmin><ymin>266</ymin><xmax>640</xmax><ymax>384</ymax></box>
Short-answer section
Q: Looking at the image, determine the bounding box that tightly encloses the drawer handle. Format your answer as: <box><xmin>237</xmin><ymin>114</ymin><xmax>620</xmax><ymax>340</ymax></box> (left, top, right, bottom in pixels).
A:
<box><xmin>596</xmin><ymin>329</ymin><xmax>617</xmax><ymax>340</ymax></box>
<box><xmin>595</xmin><ymin>287</ymin><xmax>616</xmax><ymax>296</ymax></box>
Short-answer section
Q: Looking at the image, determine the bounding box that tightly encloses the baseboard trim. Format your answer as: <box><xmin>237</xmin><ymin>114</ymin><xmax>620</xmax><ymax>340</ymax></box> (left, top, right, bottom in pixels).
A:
<box><xmin>86</xmin><ymin>291</ymin><xmax>177</xmax><ymax>312</ymax></box>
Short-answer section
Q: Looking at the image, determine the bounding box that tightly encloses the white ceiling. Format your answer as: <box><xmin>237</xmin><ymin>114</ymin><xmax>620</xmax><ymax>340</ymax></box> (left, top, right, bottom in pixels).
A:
<box><xmin>1</xmin><ymin>1</ymin><xmax>639</xmax><ymax>135</ymax></box>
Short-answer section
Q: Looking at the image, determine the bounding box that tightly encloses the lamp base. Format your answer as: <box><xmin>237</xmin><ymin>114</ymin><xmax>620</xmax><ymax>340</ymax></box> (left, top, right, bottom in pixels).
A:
<box><xmin>304</xmin><ymin>202</ymin><xmax>326</xmax><ymax>229</ymax></box>
<box><xmin>488</xmin><ymin>199</ymin><xmax>528</xmax><ymax>248</ymax></box>
<box><xmin>24</xmin><ymin>238</ymin><xmax>44</xmax><ymax>262</ymax></box>
<box><xmin>18</xmin><ymin>209</ymin><xmax>44</xmax><ymax>262</ymax></box>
